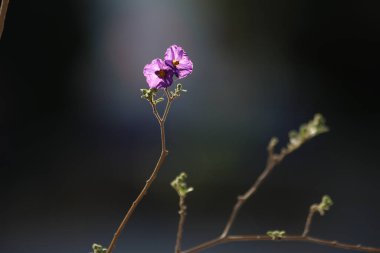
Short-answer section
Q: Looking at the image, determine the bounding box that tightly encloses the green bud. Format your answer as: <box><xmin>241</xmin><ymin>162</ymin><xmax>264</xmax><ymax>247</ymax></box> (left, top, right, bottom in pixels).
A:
<box><xmin>140</xmin><ymin>88</ymin><xmax>164</xmax><ymax>105</ymax></box>
<box><xmin>176</xmin><ymin>83</ymin><xmax>187</xmax><ymax>92</ymax></box>
<box><xmin>171</xmin><ymin>83</ymin><xmax>187</xmax><ymax>98</ymax></box>
<box><xmin>317</xmin><ymin>195</ymin><xmax>333</xmax><ymax>215</ymax></box>
<box><xmin>268</xmin><ymin>137</ymin><xmax>279</xmax><ymax>150</ymax></box>
<box><xmin>288</xmin><ymin>130</ymin><xmax>302</xmax><ymax>148</ymax></box>
<box><xmin>92</xmin><ymin>243</ymin><xmax>107</xmax><ymax>253</ymax></box>
<box><xmin>267</xmin><ymin>230</ymin><xmax>286</xmax><ymax>240</ymax></box>
<box><xmin>287</xmin><ymin>114</ymin><xmax>329</xmax><ymax>150</ymax></box>
<box><xmin>155</xmin><ymin>97</ymin><xmax>164</xmax><ymax>104</ymax></box>
<box><xmin>171</xmin><ymin>172</ymin><xmax>194</xmax><ymax>197</ymax></box>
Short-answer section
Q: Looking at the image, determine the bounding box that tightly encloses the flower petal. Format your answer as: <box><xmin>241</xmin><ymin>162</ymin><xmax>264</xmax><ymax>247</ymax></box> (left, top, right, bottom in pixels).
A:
<box><xmin>143</xmin><ymin>58</ymin><xmax>173</xmax><ymax>89</ymax></box>
<box><xmin>177</xmin><ymin>60</ymin><xmax>193</xmax><ymax>79</ymax></box>
<box><xmin>164</xmin><ymin>44</ymin><xmax>193</xmax><ymax>78</ymax></box>
<box><xmin>165</xmin><ymin>45</ymin><xmax>180</xmax><ymax>61</ymax></box>
<box><xmin>176</xmin><ymin>54</ymin><xmax>193</xmax><ymax>78</ymax></box>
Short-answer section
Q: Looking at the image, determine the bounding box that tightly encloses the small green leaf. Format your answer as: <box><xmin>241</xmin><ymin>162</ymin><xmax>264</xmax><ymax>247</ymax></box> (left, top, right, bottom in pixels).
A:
<box><xmin>140</xmin><ymin>88</ymin><xmax>163</xmax><ymax>104</ymax></box>
<box><xmin>268</xmin><ymin>137</ymin><xmax>279</xmax><ymax>150</ymax></box>
<box><xmin>172</xmin><ymin>83</ymin><xmax>187</xmax><ymax>98</ymax></box>
<box><xmin>267</xmin><ymin>230</ymin><xmax>286</xmax><ymax>240</ymax></box>
<box><xmin>155</xmin><ymin>97</ymin><xmax>164</xmax><ymax>104</ymax></box>
<box><xmin>317</xmin><ymin>195</ymin><xmax>333</xmax><ymax>215</ymax></box>
<box><xmin>287</xmin><ymin>114</ymin><xmax>329</xmax><ymax>150</ymax></box>
<box><xmin>92</xmin><ymin>243</ymin><xmax>107</xmax><ymax>253</ymax></box>
<box><xmin>171</xmin><ymin>172</ymin><xmax>194</xmax><ymax>197</ymax></box>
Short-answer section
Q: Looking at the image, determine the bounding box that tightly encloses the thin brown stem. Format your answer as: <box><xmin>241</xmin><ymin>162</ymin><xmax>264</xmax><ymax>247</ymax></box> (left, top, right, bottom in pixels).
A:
<box><xmin>106</xmin><ymin>94</ymin><xmax>173</xmax><ymax>253</ymax></box>
<box><xmin>302</xmin><ymin>204</ymin><xmax>318</xmax><ymax>237</ymax></box>
<box><xmin>182</xmin><ymin>235</ymin><xmax>380</xmax><ymax>253</ymax></box>
<box><xmin>180</xmin><ymin>120</ymin><xmax>380</xmax><ymax>253</ymax></box>
<box><xmin>175</xmin><ymin>196</ymin><xmax>187</xmax><ymax>253</ymax></box>
<box><xmin>162</xmin><ymin>88</ymin><xmax>173</xmax><ymax>122</ymax></box>
<box><xmin>220</xmin><ymin>143</ymin><xmax>288</xmax><ymax>238</ymax></box>
<box><xmin>151</xmin><ymin>103</ymin><xmax>162</xmax><ymax>123</ymax></box>
<box><xmin>0</xmin><ymin>0</ymin><xmax>9</xmax><ymax>39</ymax></box>
<box><xmin>182</xmin><ymin>237</ymin><xmax>226</xmax><ymax>253</ymax></box>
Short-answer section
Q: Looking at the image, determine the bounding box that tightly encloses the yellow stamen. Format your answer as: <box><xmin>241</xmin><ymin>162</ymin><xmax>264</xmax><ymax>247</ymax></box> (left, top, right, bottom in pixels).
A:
<box><xmin>173</xmin><ymin>60</ymin><xmax>179</xmax><ymax>66</ymax></box>
<box><xmin>155</xmin><ymin>69</ymin><xmax>166</xmax><ymax>78</ymax></box>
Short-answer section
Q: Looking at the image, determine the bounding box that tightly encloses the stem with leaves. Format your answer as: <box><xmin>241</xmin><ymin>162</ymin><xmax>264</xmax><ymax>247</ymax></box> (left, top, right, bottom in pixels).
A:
<box><xmin>182</xmin><ymin>235</ymin><xmax>380</xmax><ymax>253</ymax></box>
<box><xmin>303</xmin><ymin>195</ymin><xmax>333</xmax><ymax>237</ymax></box>
<box><xmin>171</xmin><ymin>172</ymin><xmax>193</xmax><ymax>253</ymax></box>
<box><xmin>221</xmin><ymin>114</ymin><xmax>328</xmax><ymax>238</ymax></box>
<box><xmin>106</xmin><ymin>88</ymin><xmax>174</xmax><ymax>253</ymax></box>
<box><xmin>181</xmin><ymin>114</ymin><xmax>380</xmax><ymax>253</ymax></box>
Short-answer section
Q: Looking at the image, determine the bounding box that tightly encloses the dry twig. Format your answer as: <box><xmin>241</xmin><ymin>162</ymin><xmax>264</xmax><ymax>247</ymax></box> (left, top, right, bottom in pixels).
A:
<box><xmin>0</xmin><ymin>0</ymin><xmax>9</xmax><ymax>39</ymax></box>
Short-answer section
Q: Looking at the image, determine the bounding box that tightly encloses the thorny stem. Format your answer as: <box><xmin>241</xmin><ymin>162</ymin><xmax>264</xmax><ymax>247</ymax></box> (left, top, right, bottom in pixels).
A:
<box><xmin>302</xmin><ymin>204</ymin><xmax>319</xmax><ymax>237</ymax></box>
<box><xmin>175</xmin><ymin>196</ymin><xmax>187</xmax><ymax>253</ymax></box>
<box><xmin>0</xmin><ymin>0</ymin><xmax>9</xmax><ymax>39</ymax></box>
<box><xmin>220</xmin><ymin>143</ymin><xmax>290</xmax><ymax>238</ymax></box>
<box><xmin>106</xmin><ymin>89</ymin><xmax>174</xmax><ymax>253</ymax></box>
<box><xmin>182</xmin><ymin>235</ymin><xmax>380</xmax><ymax>253</ymax></box>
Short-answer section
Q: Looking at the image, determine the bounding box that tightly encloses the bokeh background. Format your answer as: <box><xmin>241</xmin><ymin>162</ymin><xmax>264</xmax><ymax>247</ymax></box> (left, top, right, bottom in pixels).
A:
<box><xmin>1</xmin><ymin>1</ymin><xmax>379</xmax><ymax>252</ymax></box>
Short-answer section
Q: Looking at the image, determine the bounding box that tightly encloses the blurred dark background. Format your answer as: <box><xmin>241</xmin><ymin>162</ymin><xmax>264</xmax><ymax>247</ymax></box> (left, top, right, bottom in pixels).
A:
<box><xmin>1</xmin><ymin>1</ymin><xmax>379</xmax><ymax>252</ymax></box>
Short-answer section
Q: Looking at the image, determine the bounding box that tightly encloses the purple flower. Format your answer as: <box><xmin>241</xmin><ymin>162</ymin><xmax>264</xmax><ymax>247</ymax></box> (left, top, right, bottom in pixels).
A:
<box><xmin>143</xmin><ymin>58</ymin><xmax>174</xmax><ymax>89</ymax></box>
<box><xmin>164</xmin><ymin>45</ymin><xmax>193</xmax><ymax>79</ymax></box>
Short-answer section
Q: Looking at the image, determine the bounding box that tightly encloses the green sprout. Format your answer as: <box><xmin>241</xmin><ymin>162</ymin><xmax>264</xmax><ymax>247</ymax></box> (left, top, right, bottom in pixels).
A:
<box><xmin>92</xmin><ymin>243</ymin><xmax>107</xmax><ymax>253</ymax></box>
<box><xmin>140</xmin><ymin>88</ymin><xmax>164</xmax><ymax>105</ymax></box>
<box><xmin>267</xmin><ymin>230</ymin><xmax>286</xmax><ymax>240</ymax></box>
<box><xmin>268</xmin><ymin>137</ymin><xmax>279</xmax><ymax>151</ymax></box>
<box><xmin>171</xmin><ymin>172</ymin><xmax>194</xmax><ymax>198</ymax></box>
<box><xmin>316</xmin><ymin>195</ymin><xmax>333</xmax><ymax>216</ymax></box>
<box><xmin>171</xmin><ymin>83</ymin><xmax>187</xmax><ymax>98</ymax></box>
<box><xmin>287</xmin><ymin>113</ymin><xmax>329</xmax><ymax>151</ymax></box>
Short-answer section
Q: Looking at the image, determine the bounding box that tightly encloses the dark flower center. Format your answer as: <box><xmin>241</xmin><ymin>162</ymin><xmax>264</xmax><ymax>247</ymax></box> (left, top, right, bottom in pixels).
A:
<box><xmin>155</xmin><ymin>69</ymin><xmax>166</xmax><ymax>78</ymax></box>
<box><xmin>173</xmin><ymin>60</ymin><xmax>180</xmax><ymax>66</ymax></box>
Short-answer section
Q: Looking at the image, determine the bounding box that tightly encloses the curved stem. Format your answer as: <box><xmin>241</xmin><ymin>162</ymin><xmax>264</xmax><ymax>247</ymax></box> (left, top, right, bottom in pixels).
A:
<box><xmin>0</xmin><ymin>0</ymin><xmax>10</xmax><ymax>39</ymax></box>
<box><xmin>182</xmin><ymin>235</ymin><xmax>380</xmax><ymax>253</ymax></box>
<box><xmin>162</xmin><ymin>88</ymin><xmax>173</xmax><ymax>122</ymax></box>
<box><xmin>151</xmin><ymin>103</ymin><xmax>162</xmax><ymax>123</ymax></box>
<box><xmin>106</xmin><ymin>93</ymin><xmax>173</xmax><ymax>253</ymax></box>
<box><xmin>302</xmin><ymin>204</ymin><xmax>318</xmax><ymax>237</ymax></box>
<box><xmin>221</xmin><ymin>144</ymin><xmax>288</xmax><ymax>238</ymax></box>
